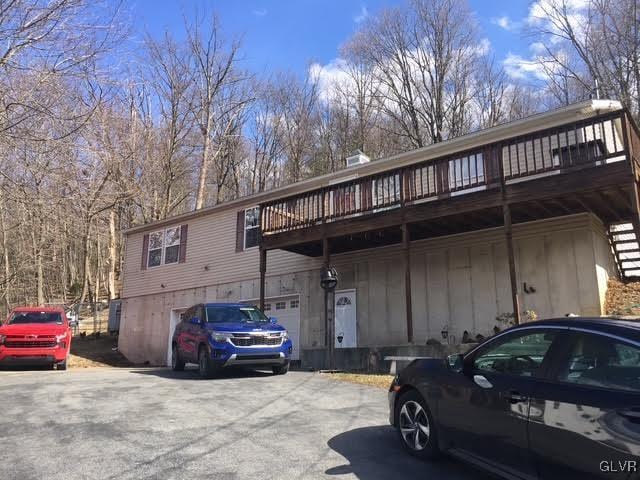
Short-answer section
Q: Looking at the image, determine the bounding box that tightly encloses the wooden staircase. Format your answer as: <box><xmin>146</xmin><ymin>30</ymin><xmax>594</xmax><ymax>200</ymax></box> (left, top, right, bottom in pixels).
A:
<box><xmin>608</xmin><ymin>222</ymin><xmax>640</xmax><ymax>282</ymax></box>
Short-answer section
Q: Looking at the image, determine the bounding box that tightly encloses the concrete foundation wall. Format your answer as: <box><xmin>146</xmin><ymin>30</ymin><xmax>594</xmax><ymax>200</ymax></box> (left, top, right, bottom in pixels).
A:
<box><xmin>119</xmin><ymin>213</ymin><xmax>616</xmax><ymax>366</ymax></box>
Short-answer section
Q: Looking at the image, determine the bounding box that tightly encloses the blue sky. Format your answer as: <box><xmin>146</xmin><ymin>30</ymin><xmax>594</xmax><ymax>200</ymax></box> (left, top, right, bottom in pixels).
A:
<box><xmin>130</xmin><ymin>0</ymin><xmax>536</xmax><ymax>81</ymax></box>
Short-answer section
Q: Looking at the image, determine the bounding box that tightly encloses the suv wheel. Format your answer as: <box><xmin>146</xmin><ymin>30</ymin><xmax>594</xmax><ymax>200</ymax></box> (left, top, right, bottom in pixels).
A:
<box><xmin>172</xmin><ymin>344</ymin><xmax>185</xmax><ymax>371</ymax></box>
<box><xmin>198</xmin><ymin>346</ymin><xmax>217</xmax><ymax>379</ymax></box>
<box><xmin>272</xmin><ymin>362</ymin><xmax>290</xmax><ymax>375</ymax></box>
<box><xmin>57</xmin><ymin>358</ymin><xmax>67</xmax><ymax>371</ymax></box>
<box><xmin>395</xmin><ymin>390</ymin><xmax>440</xmax><ymax>460</ymax></box>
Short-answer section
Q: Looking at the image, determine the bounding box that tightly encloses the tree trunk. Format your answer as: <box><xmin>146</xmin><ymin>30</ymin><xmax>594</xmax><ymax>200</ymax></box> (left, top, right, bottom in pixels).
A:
<box><xmin>0</xmin><ymin>192</ymin><xmax>10</xmax><ymax>313</ymax></box>
<box><xmin>108</xmin><ymin>209</ymin><xmax>118</xmax><ymax>300</ymax></box>
<box><xmin>79</xmin><ymin>220</ymin><xmax>91</xmax><ymax>304</ymax></box>
<box><xmin>195</xmin><ymin>128</ymin><xmax>212</xmax><ymax>210</ymax></box>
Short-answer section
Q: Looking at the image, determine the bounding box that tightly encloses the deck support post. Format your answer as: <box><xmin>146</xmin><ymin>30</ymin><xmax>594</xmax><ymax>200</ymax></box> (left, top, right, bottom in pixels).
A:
<box><xmin>503</xmin><ymin>203</ymin><xmax>521</xmax><ymax>324</ymax></box>
<box><xmin>259</xmin><ymin>247</ymin><xmax>266</xmax><ymax>311</ymax></box>
<box><xmin>401</xmin><ymin>223</ymin><xmax>413</xmax><ymax>343</ymax></box>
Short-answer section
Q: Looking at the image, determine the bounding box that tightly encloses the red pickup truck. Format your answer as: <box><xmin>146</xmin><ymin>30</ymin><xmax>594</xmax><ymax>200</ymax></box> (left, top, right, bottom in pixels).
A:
<box><xmin>0</xmin><ymin>306</ymin><xmax>72</xmax><ymax>370</ymax></box>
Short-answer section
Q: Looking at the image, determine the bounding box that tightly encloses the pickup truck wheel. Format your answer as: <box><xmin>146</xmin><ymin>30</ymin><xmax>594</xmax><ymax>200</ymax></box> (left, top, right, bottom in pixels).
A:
<box><xmin>172</xmin><ymin>344</ymin><xmax>185</xmax><ymax>371</ymax></box>
<box><xmin>272</xmin><ymin>362</ymin><xmax>290</xmax><ymax>375</ymax></box>
<box><xmin>57</xmin><ymin>358</ymin><xmax>67</xmax><ymax>371</ymax></box>
<box><xmin>198</xmin><ymin>346</ymin><xmax>217</xmax><ymax>379</ymax></box>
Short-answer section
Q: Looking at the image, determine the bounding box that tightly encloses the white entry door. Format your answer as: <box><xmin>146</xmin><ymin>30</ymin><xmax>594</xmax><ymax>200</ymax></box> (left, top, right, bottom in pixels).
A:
<box><xmin>335</xmin><ymin>289</ymin><xmax>357</xmax><ymax>348</ymax></box>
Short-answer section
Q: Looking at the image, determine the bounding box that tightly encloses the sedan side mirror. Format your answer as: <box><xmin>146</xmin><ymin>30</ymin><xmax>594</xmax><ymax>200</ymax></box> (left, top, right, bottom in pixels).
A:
<box><xmin>269</xmin><ymin>317</ymin><xmax>277</xmax><ymax>324</ymax></box>
<box><xmin>447</xmin><ymin>353</ymin><xmax>465</xmax><ymax>373</ymax></box>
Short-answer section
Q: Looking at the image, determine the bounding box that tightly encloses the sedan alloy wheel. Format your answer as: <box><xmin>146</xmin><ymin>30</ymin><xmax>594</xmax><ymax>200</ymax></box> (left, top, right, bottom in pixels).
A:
<box><xmin>399</xmin><ymin>400</ymin><xmax>431</xmax><ymax>451</ymax></box>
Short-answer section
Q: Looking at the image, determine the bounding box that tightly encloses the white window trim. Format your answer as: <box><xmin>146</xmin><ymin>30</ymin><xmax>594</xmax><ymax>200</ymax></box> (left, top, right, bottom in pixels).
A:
<box><xmin>243</xmin><ymin>206</ymin><xmax>260</xmax><ymax>251</ymax></box>
<box><xmin>147</xmin><ymin>226</ymin><xmax>181</xmax><ymax>268</ymax></box>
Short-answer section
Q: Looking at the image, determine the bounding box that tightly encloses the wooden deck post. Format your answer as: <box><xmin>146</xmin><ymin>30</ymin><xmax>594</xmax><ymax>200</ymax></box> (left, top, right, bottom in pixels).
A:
<box><xmin>259</xmin><ymin>247</ymin><xmax>266</xmax><ymax>311</ymax></box>
<box><xmin>503</xmin><ymin>203</ymin><xmax>521</xmax><ymax>324</ymax></box>
<box><xmin>402</xmin><ymin>223</ymin><xmax>413</xmax><ymax>343</ymax></box>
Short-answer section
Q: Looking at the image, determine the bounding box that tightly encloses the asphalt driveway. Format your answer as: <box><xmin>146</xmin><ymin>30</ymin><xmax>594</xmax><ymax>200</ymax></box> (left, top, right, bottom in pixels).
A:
<box><xmin>0</xmin><ymin>368</ymin><xmax>489</xmax><ymax>480</ymax></box>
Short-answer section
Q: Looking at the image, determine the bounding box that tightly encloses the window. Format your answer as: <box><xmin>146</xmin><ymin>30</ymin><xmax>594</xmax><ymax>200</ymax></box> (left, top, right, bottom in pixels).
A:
<box><xmin>148</xmin><ymin>231</ymin><xmax>163</xmax><ymax>267</ymax></box>
<box><xmin>146</xmin><ymin>226</ymin><xmax>182</xmax><ymax>268</ymax></box>
<box><xmin>555</xmin><ymin>333</ymin><xmax>640</xmax><ymax>392</ymax></box>
<box><xmin>8</xmin><ymin>312</ymin><xmax>62</xmax><ymax>324</ymax></box>
<box><xmin>290</xmin><ymin>299</ymin><xmax>299</xmax><ymax>309</ymax></box>
<box><xmin>275</xmin><ymin>301</ymin><xmax>286</xmax><ymax>310</ymax></box>
<box><xmin>336</xmin><ymin>296</ymin><xmax>351</xmax><ymax>306</ymax></box>
<box><xmin>263</xmin><ymin>303</ymin><xmax>271</xmax><ymax>311</ymax></box>
<box><xmin>205</xmin><ymin>305</ymin><xmax>269</xmax><ymax>323</ymax></box>
<box><xmin>244</xmin><ymin>207</ymin><xmax>260</xmax><ymax>249</ymax></box>
<box><xmin>473</xmin><ymin>330</ymin><xmax>557</xmax><ymax>377</ymax></box>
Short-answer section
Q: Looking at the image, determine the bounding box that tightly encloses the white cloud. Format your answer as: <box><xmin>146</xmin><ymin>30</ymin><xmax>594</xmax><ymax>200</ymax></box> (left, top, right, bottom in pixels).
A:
<box><xmin>252</xmin><ymin>8</ymin><xmax>267</xmax><ymax>17</ymax></box>
<box><xmin>527</xmin><ymin>0</ymin><xmax>588</xmax><ymax>39</ymax></box>
<box><xmin>354</xmin><ymin>5</ymin><xmax>369</xmax><ymax>24</ymax></box>
<box><xmin>503</xmin><ymin>53</ymin><xmax>548</xmax><ymax>81</ymax></box>
<box><xmin>309</xmin><ymin>59</ymin><xmax>353</xmax><ymax>102</ymax></box>
<box><xmin>529</xmin><ymin>41</ymin><xmax>547</xmax><ymax>55</ymax></box>
<box><xmin>491</xmin><ymin>15</ymin><xmax>516</xmax><ymax>31</ymax></box>
<box><xmin>476</xmin><ymin>38</ymin><xmax>491</xmax><ymax>56</ymax></box>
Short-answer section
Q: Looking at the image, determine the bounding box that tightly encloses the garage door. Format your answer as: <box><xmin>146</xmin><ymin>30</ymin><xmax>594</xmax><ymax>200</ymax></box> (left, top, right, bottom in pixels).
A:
<box><xmin>257</xmin><ymin>295</ymin><xmax>301</xmax><ymax>361</ymax></box>
<box><xmin>167</xmin><ymin>307</ymin><xmax>187</xmax><ymax>367</ymax></box>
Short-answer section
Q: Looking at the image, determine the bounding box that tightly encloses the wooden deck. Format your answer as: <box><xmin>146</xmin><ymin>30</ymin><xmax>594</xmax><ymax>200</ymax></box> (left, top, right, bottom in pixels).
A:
<box><xmin>257</xmin><ymin>108</ymin><xmax>640</xmax><ymax>338</ymax></box>
<box><xmin>261</xmin><ymin>110</ymin><xmax>640</xmax><ymax>255</ymax></box>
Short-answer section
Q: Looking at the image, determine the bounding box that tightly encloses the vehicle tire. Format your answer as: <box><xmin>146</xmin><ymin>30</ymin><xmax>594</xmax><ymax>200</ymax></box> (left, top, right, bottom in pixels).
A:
<box><xmin>272</xmin><ymin>362</ymin><xmax>290</xmax><ymax>375</ymax></box>
<box><xmin>171</xmin><ymin>343</ymin><xmax>185</xmax><ymax>372</ymax></box>
<box><xmin>198</xmin><ymin>346</ymin><xmax>217</xmax><ymax>379</ymax></box>
<box><xmin>395</xmin><ymin>389</ymin><xmax>440</xmax><ymax>460</ymax></box>
<box><xmin>57</xmin><ymin>359</ymin><xmax>67</xmax><ymax>371</ymax></box>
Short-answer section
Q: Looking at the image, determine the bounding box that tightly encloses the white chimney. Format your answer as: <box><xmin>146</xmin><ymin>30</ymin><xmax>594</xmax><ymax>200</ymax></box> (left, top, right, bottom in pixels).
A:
<box><xmin>346</xmin><ymin>149</ymin><xmax>370</xmax><ymax>167</ymax></box>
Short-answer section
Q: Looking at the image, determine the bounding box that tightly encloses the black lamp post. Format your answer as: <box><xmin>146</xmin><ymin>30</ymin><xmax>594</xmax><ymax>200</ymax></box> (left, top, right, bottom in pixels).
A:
<box><xmin>321</xmin><ymin>267</ymin><xmax>338</xmax><ymax>370</ymax></box>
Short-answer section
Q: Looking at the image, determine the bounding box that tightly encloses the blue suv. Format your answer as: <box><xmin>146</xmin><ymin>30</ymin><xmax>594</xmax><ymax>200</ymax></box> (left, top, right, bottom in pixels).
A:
<box><xmin>171</xmin><ymin>303</ymin><xmax>293</xmax><ymax>378</ymax></box>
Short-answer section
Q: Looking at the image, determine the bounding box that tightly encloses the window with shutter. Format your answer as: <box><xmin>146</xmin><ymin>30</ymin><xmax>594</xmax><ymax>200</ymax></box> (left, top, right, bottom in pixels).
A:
<box><xmin>143</xmin><ymin>224</ymin><xmax>187</xmax><ymax>268</ymax></box>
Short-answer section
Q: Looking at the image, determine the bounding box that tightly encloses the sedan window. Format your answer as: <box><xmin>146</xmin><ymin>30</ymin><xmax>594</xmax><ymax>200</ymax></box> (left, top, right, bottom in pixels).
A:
<box><xmin>555</xmin><ymin>333</ymin><xmax>640</xmax><ymax>392</ymax></box>
<box><xmin>473</xmin><ymin>331</ymin><xmax>557</xmax><ymax>377</ymax></box>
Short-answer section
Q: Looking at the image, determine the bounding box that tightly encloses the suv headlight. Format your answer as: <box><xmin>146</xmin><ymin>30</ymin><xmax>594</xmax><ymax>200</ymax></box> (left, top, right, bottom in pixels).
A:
<box><xmin>0</xmin><ymin>334</ymin><xmax>5</xmax><ymax>345</ymax></box>
<box><xmin>210</xmin><ymin>332</ymin><xmax>230</xmax><ymax>343</ymax></box>
<box><xmin>282</xmin><ymin>331</ymin><xmax>289</xmax><ymax>341</ymax></box>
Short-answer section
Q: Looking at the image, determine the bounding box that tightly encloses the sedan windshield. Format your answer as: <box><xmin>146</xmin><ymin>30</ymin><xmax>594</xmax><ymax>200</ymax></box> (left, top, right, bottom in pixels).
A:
<box><xmin>206</xmin><ymin>306</ymin><xmax>269</xmax><ymax>324</ymax></box>
<box><xmin>8</xmin><ymin>312</ymin><xmax>62</xmax><ymax>325</ymax></box>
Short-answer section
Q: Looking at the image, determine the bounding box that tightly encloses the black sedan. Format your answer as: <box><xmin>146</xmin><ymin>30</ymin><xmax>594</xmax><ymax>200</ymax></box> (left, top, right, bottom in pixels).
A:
<box><xmin>389</xmin><ymin>317</ymin><xmax>640</xmax><ymax>479</ymax></box>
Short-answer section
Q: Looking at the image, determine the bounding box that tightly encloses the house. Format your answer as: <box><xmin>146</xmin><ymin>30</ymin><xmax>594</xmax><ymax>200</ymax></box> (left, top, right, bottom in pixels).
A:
<box><xmin>118</xmin><ymin>99</ymin><xmax>640</xmax><ymax>368</ymax></box>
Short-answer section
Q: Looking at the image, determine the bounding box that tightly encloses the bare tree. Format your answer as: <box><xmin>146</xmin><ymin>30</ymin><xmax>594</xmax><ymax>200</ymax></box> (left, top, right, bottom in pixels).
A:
<box><xmin>186</xmin><ymin>13</ymin><xmax>251</xmax><ymax>210</ymax></box>
<box><xmin>530</xmin><ymin>0</ymin><xmax>640</xmax><ymax>118</ymax></box>
<box><xmin>275</xmin><ymin>72</ymin><xmax>319</xmax><ymax>183</ymax></box>
<box><xmin>345</xmin><ymin>0</ymin><xmax>482</xmax><ymax>148</ymax></box>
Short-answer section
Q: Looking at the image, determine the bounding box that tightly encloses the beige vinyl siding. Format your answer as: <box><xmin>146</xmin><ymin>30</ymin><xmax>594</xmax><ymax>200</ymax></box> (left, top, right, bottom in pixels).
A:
<box><xmin>119</xmin><ymin>213</ymin><xmax>615</xmax><ymax>365</ymax></box>
<box><xmin>122</xmin><ymin>203</ymin><xmax>321</xmax><ymax>299</ymax></box>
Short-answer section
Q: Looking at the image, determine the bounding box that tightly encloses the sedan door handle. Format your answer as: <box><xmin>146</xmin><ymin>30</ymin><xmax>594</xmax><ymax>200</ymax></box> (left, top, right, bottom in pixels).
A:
<box><xmin>502</xmin><ymin>390</ymin><xmax>528</xmax><ymax>404</ymax></box>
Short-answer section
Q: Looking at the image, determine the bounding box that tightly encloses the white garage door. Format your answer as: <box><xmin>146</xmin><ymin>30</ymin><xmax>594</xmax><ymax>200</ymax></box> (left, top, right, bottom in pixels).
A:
<box><xmin>259</xmin><ymin>295</ymin><xmax>301</xmax><ymax>361</ymax></box>
<box><xmin>167</xmin><ymin>307</ymin><xmax>187</xmax><ymax>367</ymax></box>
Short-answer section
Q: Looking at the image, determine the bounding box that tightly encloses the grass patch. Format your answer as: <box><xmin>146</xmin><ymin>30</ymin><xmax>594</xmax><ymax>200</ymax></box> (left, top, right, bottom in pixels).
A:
<box><xmin>69</xmin><ymin>335</ymin><xmax>132</xmax><ymax>368</ymax></box>
<box><xmin>325</xmin><ymin>372</ymin><xmax>394</xmax><ymax>389</ymax></box>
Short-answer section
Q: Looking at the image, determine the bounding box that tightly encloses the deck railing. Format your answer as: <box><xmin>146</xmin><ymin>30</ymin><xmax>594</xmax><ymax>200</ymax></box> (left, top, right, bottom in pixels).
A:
<box><xmin>261</xmin><ymin>110</ymin><xmax>633</xmax><ymax>235</ymax></box>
